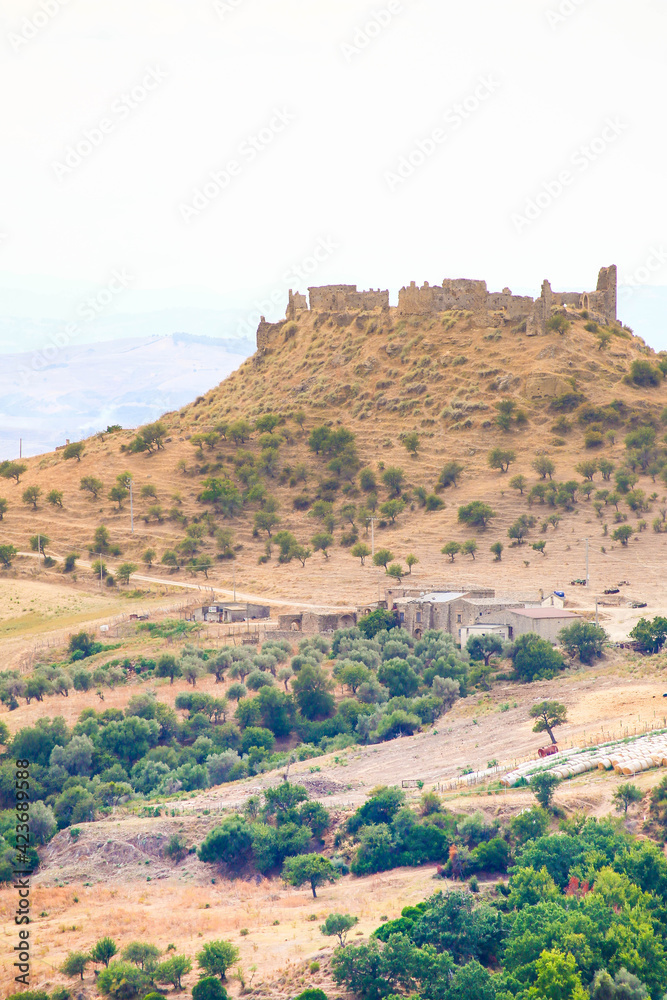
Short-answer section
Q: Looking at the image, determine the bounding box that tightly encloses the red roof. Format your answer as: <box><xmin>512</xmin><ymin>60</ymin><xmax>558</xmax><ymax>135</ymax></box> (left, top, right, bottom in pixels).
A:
<box><xmin>509</xmin><ymin>608</ymin><xmax>579</xmax><ymax>619</ymax></box>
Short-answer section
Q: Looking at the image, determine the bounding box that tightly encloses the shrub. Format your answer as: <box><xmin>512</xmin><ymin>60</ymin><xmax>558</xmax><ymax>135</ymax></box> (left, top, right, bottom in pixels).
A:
<box><xmin>546</xmin><ymin>314</ymin><xmax>570</xmax><ymax>335</ymax></box>
<box><xmin>510</xmin><ymin>633</ymin><xmax>565</xmax><ymax>682</ymax></box>
<box><xmin>191</xmin><ymin>980</ymin><xmax>229</xmax><ymax>1000</ymax></box>
<box><xmin>628</xmin><ymin>359</ymin><xmax>661</xmax><ymax>387</ymax></box>
<box><xmin>96</xmin><ymin>961</ymin><xmax>149</xmax><ymax>998</ymax></box>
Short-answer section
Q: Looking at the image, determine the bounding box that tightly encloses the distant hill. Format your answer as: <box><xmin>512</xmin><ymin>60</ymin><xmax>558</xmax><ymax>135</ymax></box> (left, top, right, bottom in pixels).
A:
<box><xmin>0</xmin><ymin>331</ymin><xmax>253</xmax><ymax>459</ymax></box>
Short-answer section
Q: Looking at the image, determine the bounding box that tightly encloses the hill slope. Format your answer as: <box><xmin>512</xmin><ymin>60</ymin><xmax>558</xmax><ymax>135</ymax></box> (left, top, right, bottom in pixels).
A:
<box><xmin>1</xmin><ymin>305</ymin><xmax>666</xmax><ymax>615</ymax></box>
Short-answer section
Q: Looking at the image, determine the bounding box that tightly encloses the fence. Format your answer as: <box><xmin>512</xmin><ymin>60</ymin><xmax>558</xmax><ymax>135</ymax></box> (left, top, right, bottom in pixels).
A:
<box><xmin>433</xmin><ymin>715</ymin><xmax>667</xmax><ymax>792</ymax></box>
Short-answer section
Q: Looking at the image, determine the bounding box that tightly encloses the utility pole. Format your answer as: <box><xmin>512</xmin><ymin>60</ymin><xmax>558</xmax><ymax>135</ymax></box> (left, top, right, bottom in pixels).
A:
<box><xmin>19</xmin><ymin>438</ymin><xmax>22</xmax><ymax>459</ymax></box>
<box><xmin>595</xmin><ymin>600</ymin><xmax>599</xmax><ymax>627</ymax></box>
<box><xmin>585</xmin><ymin>537</ymin><xmax>589</xmax><ymax>587</ymax></box>
<box><xmin>129</xmin><ymin>480</ymin><xmax>134</xmax><ymax>534</ymax></box>
<box><xmin>233</xmin><ymin>563</ymin><xmax>236</xmax><ymax>602</ymax></box>
<box><xmin>370</xmin><ymin>517</ymin><xmax>377</xmax><ymax>559</ymax></box>
<box><xmin>99</xmin><ymin>552</ymin><xmax>103</xmax><ymax>590</ymax></box>
<box><xmin>37</xmin><ymin>534</ymin><xmax>41</xmax><ymax>565</ymax></box>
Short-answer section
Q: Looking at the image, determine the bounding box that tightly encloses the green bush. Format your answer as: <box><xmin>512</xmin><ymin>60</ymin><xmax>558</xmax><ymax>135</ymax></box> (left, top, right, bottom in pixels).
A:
<box><xmin>191</xmin><ymin>981</ymin><xmax>228</xmax><ymax>1000</ymax></box>
<box><xmin>96</xmin><ymin>961</ymin><xmax>149</xmax><ymax>998</ymax></box>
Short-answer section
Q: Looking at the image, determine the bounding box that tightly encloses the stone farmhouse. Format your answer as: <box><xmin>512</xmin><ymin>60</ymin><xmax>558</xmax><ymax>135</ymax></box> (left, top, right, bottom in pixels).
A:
<box><xmin>389</xmin><ymin>588</ymin><xmax>580</xmax><ymax>645</ymax></box>
<box><xmin>255</xmin><ymin>265</ymin><xmax>618</xmax><ymax>348</ymax></box>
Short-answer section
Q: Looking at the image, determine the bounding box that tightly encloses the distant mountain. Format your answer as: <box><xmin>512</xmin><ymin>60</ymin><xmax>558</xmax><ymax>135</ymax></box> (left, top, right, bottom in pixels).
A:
<box><xmin>0</xmin><ymin>331</ymin><xmax>253</xmax><ymax>460</ymax></box>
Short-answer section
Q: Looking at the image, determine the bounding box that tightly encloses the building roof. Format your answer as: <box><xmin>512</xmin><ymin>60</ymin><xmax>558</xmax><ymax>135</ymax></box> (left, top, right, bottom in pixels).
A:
<box><xmin>462</xmin><ymin>597</ymin><xmax>523</xmax><ymax>608</ymax></box>
<box><xmin>417</xmin><ymin>591</ymin><xmax>467</xmax><ymax>603</ymax></box>
<box><xmin>508</xmin><ymin>608</ymin><xmax>579</xmax><ymax>620</ymax></box>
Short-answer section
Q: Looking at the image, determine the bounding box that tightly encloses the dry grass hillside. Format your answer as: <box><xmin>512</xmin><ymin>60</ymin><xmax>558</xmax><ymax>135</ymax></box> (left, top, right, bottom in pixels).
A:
<box><xmin>1</xmin><ymin>306</ymin><xmax>666</xmax><ymax>620</ymax></box>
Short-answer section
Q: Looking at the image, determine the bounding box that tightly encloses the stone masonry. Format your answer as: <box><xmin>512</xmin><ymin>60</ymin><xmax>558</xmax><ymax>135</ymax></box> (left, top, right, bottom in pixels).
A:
<box><xmin>257</xmin><ymin>266</ymin><xmax>618</xmax><ymax>349</ymax></box>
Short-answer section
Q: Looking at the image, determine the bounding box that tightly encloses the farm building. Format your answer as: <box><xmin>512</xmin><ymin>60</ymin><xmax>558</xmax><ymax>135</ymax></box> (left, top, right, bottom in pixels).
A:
<box><xmin>190</xmin><ymin>602</ymin><xmax>270</xmax><ymax>624</ymax></box>
<box><xmin>459</xmin><ymin>622</ymin><xmax>511</xmax><ymax>646</ymax></box>
<box><xmin>393</xmin><ymin>589</ymin><xmax>542</xmax><ymax>643</ymax></box>
<box><xmin>476</xmin><ymin>606</ymin><xmax>582</xmax><ymax>642</ymax></box>
<box><xmin>277</xmin><ymin>610</ymin><xmax>357</xmax><ymax>633</ymax></box>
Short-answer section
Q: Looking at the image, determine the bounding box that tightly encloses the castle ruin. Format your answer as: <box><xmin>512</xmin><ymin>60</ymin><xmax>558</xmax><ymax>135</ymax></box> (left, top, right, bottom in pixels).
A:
<box><xmin>257</xmin><ymin>266</ymin><xmax>618</xmax><ymax>348</ymax></box>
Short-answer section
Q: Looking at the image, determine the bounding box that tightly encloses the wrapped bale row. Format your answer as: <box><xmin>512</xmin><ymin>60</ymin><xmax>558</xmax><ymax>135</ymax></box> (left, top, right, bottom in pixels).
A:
<box><xmin>501</xmin><ymin>730</ymin><xmax>667</xmax><ymax>787</ymax></box>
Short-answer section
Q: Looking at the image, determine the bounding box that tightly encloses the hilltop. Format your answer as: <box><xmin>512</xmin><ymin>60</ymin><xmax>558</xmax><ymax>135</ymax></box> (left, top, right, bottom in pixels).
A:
<box><xmin>0</xmin><ymin>274</ymin><xmax>666</xmax><ymax>622</ymax></box>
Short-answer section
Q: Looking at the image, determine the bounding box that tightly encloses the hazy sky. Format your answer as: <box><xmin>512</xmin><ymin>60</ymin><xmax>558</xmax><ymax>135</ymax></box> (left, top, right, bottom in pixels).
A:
<box><xmin>1</xmin><ymin>0</ymin><xmax>667</xmax><ymax>345</ymax></box>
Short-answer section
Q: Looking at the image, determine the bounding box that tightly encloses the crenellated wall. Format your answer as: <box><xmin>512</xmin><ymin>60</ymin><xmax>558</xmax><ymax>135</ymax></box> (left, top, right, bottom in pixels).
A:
<box><xmin>307</xmin><ymin>284</ymin><xmax>389</xmax><ymax>312</ymax></box>
<box><xmin>256</xmin><ymin>267</ymin><xmax>619</xmax><ymax>349</ymax></box>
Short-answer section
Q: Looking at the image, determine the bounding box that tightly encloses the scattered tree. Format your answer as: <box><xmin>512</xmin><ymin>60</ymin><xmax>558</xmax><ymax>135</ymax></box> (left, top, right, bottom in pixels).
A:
<box><xmin>613</xmin><ymin>783</ymin><xmax>643</xmax><ymax>816</ymax></box>
<box><xmin>488</xmin><ymin>448</ymin><xmax>516</xmax><ymax>473</ymax></box>
<box><xmin>438</xmin><ymin>461</ymin><xmax>464</xmax><ymax>489</ymax></box>
<box><xmin>22</xmin><ymin>485</ymin><xmax>41</xmax><ymax>509</ymax></box>
<box><xmin>0</xmin><ymin>461</ymin><xmax>27</xmax><ymax>483</ymax></box>
<box><xmin>458</xmin><ymin>502</ymin><xmax>496</xmax><ymax>529</ymax></box>
<box><xmin>90</xmin><ymin>937</ymin><xmax>118</xmax><ymax>968</ymax></box>
<box><xmin>0</xmin><ymin>544</ymin><xmax>17</xmax><ymax>567</ymax></box>
<box><xmin>312</xmin><ymin>532</ymin><xmax>334</xmax><ymax>559</ymax></box>
<box><xmin>403</xmin><ymin>432</ymin><xmax>420</xmax><ymax>455</ymax></box>
<box><xmin>61</xmin><ymin>951</ymin><xmax>91</xmax><ymax>980</ymax></box>
<box><xmin>629</xmin><ymin>616</ymin><xmax>667</xmax><ymax>654</ymax></box>
<box><xmin>116</xmin><ymin>563</ymin><xmax>138</xmax><ymax>586</ymax></box>
<box><xmin>533</xmin><ymin>455</ymin><xmax>555</xmax><ymax>480</ymax></box>
<box><xmin>467</xmin><ymin>634</ymin><xmax>503</xmax><ymax>665</ymax></box>
<box><xmin>530</xmin><ymin>700</ymin><xmax>568</xmax><ymax>745</ymax></box>
<box><xmin>80</xmin><ymin>476</ymin><xmax>103</xmax><ymax>499</ymax></box>
<box><xmin>558</xmin><ymin>621</ymin><xmax>607</xmax><ymax>664</ymax></box>
<box><xmin>282</xmin><ymin>853</ymin><xmax>339</xmax><ymax>898</ymax></box>
<box><xmin>382</xmin><ymin>467</ymin><xmax>405</xmax><ymax>497</ymax></box>
<box><xmin>351</xmin><ymin>542</ymin><xmax>371</xmax><ymax>566</ymax></box>
<box><xmin>612</xmin><ymin>525</ymin><xmax>633</xmax><ymax>546</ymax></box>
<box><xmin>320</xmin><ymin>913</ymin><xmax>359</xmax><ymax>947</ymax></box>
<box><xmin>530</xmin><ymin>771</ymin><xmax>561</xmax><ymax>809</ymax></box>
<box><xmin>442</xmin><ymin>542</ymin><xmax>461</xmax><ymax>562</ymax></box>
<box><xmin>196</xmin><ymin>940</ymin><xmax>240</xmax><ymax>981</ymax></box>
